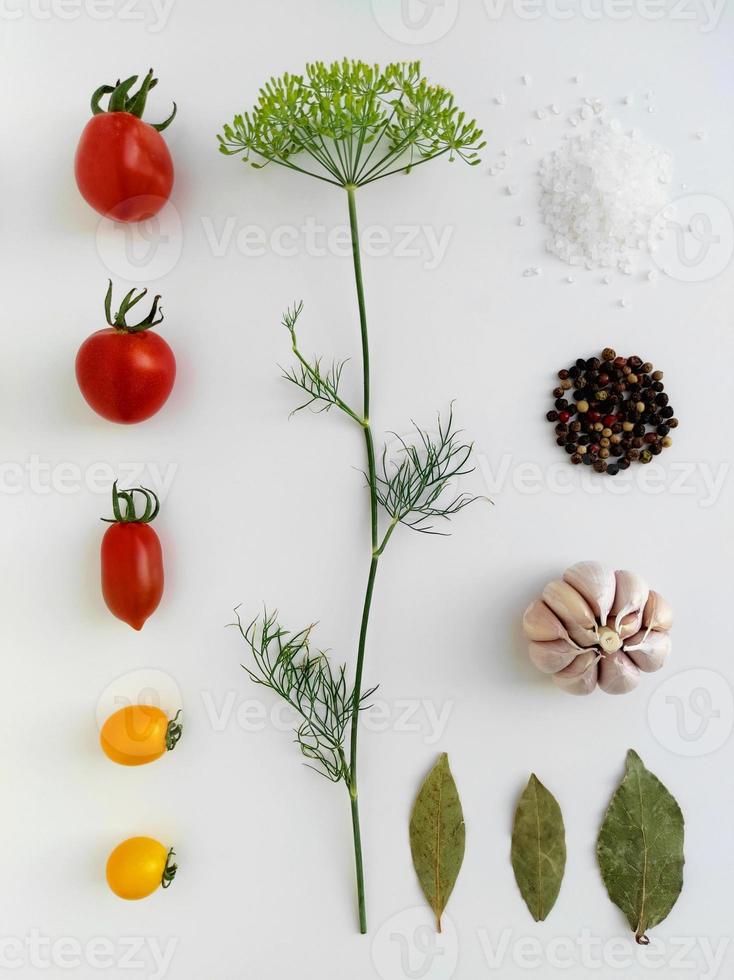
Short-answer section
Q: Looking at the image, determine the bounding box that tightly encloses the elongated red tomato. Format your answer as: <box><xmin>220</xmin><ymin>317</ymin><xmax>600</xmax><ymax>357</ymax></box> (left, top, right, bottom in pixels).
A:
<box><xmin>101</xmin><ymin>484</ymin><xmax>164</xmax><ymax>630</ymax></box>
<box><xmin>75</xmin><ymin>70</ymin><xmax>176</xmax><ymax>222</ymax></box>
<box><xmin>76</xmin><ymin>281</ymin><xmax>176</xmax><ymax>424</ymax></box>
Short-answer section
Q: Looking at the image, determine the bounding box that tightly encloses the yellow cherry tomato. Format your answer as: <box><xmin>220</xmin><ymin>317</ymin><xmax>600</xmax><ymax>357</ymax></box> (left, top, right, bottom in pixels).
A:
<box><xmin>100</xmin><ymin>705</ymin><xmax>182</xmax><ymax>766</ymax></box>
<box><xmin>106</xmin><ymin>836</ymin><xmax>177</xmax><ymax>900</ymax></box>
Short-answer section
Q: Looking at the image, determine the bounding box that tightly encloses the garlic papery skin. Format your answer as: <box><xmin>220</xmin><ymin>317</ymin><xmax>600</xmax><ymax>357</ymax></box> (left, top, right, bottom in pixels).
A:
<box><xmin>528</xmin><ymin>639</ymin><xmax>578</xmax><ymax>674</ymax></box>
<box><xmin>523</xmin><ymin>562</ymin><xmax>672</xmax><ymax>695</ymax></box>
<box><xmin>642</xmin><ymin>591</ymin><xmax>673</xmax><ymax>632</ymax></box>
<box><xmin>552</xmin><ymin>651</ymin><xmax>599</xmax><ymax>696</ymax></box>
<box><xmin>598</xmin><ymin>627</ymin><xmax>622</xmax><ymax>653</ymax></box>
<box><xmin>563</xmin><ymin>561</ymin><xmax>616</xmax><ymax>625</ymax></box>
<box><xmin>624</xmin><ymin>629</ymin><xmax>671</xmax><ymax>672</ymax></box>
<box><xmin>598</xmin><ymin>650</ymin><xmax>640</xmax><ymax>695</ymax></box>
<box><xmin>611</xmin><ymin>570</ymin><xmax>650</xmax><ymax>633</ymax></box>
<box><xmin>522</xmin><ymin>600</ymin><xmax>580</xmax><ymax>646</ymax></box>
<box><xmin>541</xmin><ymin>580</ymin><xmax>598</xmax><ymax>647</ymax></box>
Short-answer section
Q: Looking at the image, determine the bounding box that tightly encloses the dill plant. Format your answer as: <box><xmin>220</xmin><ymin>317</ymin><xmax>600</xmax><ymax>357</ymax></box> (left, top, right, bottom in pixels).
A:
<box><xmin>219</xmin><ymin>59</ymin><xmax>485</xmax><ymax>933</ymax></box>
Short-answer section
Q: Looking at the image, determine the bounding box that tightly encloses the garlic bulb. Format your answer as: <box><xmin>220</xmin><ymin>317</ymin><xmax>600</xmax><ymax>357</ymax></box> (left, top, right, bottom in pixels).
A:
<box><xmin>523</xmin><ymin>562</ymin><xmax>672</xmax><ymax>695</ymax></box>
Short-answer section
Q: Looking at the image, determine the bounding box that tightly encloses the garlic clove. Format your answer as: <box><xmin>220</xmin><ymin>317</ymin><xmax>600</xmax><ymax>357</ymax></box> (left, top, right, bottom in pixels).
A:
<box><xmin>542</xmin><ymin>580</ymin><xmax>598</xmax><ymax>647</ymax></box>
<box><xmin>642</xmin><ymin>591</ymin><xmax>673</xmax><ymax>632</ymax></box>
<box><xmin>624</xmin><ymin>629</ymin><xmax>671</xmax><ymax>672</ymax></box>
<box><xmin>528</xmin><ymin>638</ymin><xmax>578</xmax><ymax>674</ymax></box>
<box><xmin>598</xmin><ymin>650</ymin><xmax>641</xmax><ymax>694</ymax></box>
<box><xmin>611</xmin><ymin>610</ymin><xmax>644</xmax><ymax>641</ymax></box>
<box><xmin>552</xmin><ymin>651</ymin><xmax>598</xmax><ymax>695</ymax></box>
<box><xmin>611</xmin><ymin>570</ymin><xmax>649</xmax><ymax>633</ymax></box>
<box><xmin>522</xmin><ymin>599</ymin><xmax>580</xmax><ymax>645</ymax></box>
<box><xmin>563</xmin><ymin>561</ymin><xmax>616</xmax><ymax>624</ymax></box>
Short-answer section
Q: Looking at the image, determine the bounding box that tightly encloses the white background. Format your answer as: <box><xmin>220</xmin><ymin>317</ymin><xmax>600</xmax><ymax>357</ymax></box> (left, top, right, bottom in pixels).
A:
<box><xmin>2</xmin><ymin>1</ymin><xmax>733</xmax><ymax>978</ymax></box>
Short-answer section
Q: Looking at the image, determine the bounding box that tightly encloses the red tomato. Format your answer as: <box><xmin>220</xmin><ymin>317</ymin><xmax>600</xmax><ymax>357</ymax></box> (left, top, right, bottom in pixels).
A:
<box><xmin>74</xmin><ymin>70</ymin><xmax>176</xmax><ymax>222</ymax></box>
<box><xmin>76</xmin><ymin>281</ymin><xmax>176</xmax><ymax>424</ymax></box>
<box><xmin>101</xmin><ymin>485</ymin><xmax>164</xmax><ymax>631</ymax></box>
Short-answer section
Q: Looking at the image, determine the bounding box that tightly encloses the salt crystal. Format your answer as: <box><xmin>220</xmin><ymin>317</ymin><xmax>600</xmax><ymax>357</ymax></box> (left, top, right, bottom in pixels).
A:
<box><xmin>524</xmin><ymin>136</ymin><xmax>534</xmax><ymax>145</ymax></box>
<box><xmin>518</xmin><ymin>216</ymin><xmax>526</xmax><ymax>226</ymax></box>
<box><xmin>602</xmin><ymin>275</ymin><xmax>612</xmax><ymax>284</ymax></box>
<box><xmin>695</xmin><ymin>130</ymin><xmax>707</xmax><ymax>141</ymax></box>
<box><xmin>620</xmin><ymin>298</ymin><xmax>629</xmax><ymax>307</ymax></box>
<box><xmin>623</xmin><ymin>94</ymin><xmax>634</xmax><ymax>105</ymax></box>
<box><xmin>538</xmin><ymin>119</ymin><xmax>672</xmax><ymax>270</ymax></box>
<box><xmin>551</xmin><ymin>104</ymin><xmax>560</xmax><ymax>115</ymax></box>
<box><xmin>572</xmin><ymin>74</ymin><xmax>582</xmax><ymax>84</ymax></box>
<box><xmin>494</xmin><ymin>93</ymin><xmax>506</xmax><ymax>105</ymax></box>
<box><xmin>566</xmin><ymin>276</ymin><xmax>575</xmax><ymax>283</ymax></box>
<box><xmin>522</xmin><ymin>74</ymin><xmax>532</xmax><ymax>86</ymax></box>
<box><xmin>506</xmin><ymin>184</ymin><xmax>518</xmax><ymax>195</ymax></box>
<box><xmin>536</xmin><ymin>108</ymin><xmax>546</xmax><ymax>119</ymax></box>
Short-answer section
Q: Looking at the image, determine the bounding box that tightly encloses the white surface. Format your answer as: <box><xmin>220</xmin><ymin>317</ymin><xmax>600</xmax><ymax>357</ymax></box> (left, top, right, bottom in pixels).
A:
<box><xmin>2</xmin><ymin>2</ymin><xmax>734</xmax><ymax>978</ymax></box>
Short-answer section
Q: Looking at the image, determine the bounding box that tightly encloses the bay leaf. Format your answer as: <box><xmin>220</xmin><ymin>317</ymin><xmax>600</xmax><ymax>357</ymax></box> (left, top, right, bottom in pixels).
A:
<box><xmin>511</xmin><ymin>774</ymin><xmax>566</xmax><ymax>921</ymax></box>
<box><xmin>409</xmin><ymin>753</ymin><xmax>465</xmax><ymax>932</ymax></box>
<box><xmin>597</xmin><ymin>749</ymin><xmax>684</xmax><ymax>944</ymax></box>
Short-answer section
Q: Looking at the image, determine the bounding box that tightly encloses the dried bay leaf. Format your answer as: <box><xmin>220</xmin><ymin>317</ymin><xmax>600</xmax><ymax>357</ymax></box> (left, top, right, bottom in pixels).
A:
<box><xmin>597</xmin><ymin>749</ymin><xmax>684</xmax><ymax>944</ymax></box>
<box><xmin>409</xmin><ymin>753</ymin><xmax>465</xmax><ymax>932</ymax></box>
<box><xmin>511</xmin><ymin>774</ymin><xmax>566</xmax><ymax>921</ymax></box>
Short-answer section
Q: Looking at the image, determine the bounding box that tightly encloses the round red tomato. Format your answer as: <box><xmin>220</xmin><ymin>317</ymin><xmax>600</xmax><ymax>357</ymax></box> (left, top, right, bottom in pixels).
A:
<box><xmin>101</xmin><ymin>484</ymin><xmax>164</xmax><ymax>631</ymax></box>
<box><xmin>75</xmin><ymin>70</ymin><xmax>176</xmax><ymax>222</ymax></box>
<box><xmin>76</xmin><ymin>281</ymin><xmax>176</xmax><ymax>424</ymax></box>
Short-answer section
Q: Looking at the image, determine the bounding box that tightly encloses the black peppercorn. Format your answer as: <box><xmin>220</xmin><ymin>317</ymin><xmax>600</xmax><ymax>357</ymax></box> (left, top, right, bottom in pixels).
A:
<box><xmin>593</xmin><ymin>460</ymin><xmax>607</xmax><ymax>473</ymax></box>
<box><xmin>556</xmin><ymin>436</ymin><xmax>566</xmax><ymax>446</ymax></box>
<box><xmin>558</xmin><ymin>368</ymin><xmax>570</xmax><ymax>380</ymax></box>
<box><xmin>657</xmin><ymin>424</ymin><xmax>670</xmax><ymax>436</ymax></box>
<box><xmin>554</xmin><ymin>398</ymin><xmax>569</xmax><ymax>411</ymax></box>
<box><xmin>571</xmin><ymin>453</ymin><xmax>582</xmax><ymax>464</ymax></box>
<box><xmin>618</xmin><ymin>458</ymin><xmax>630</xmax><ymax>470</ymax></box>
<box><xmin>606</xmin><ymin>463</ymin><xmax>619</xmax><ymax>476</ymax></box>
<box><xmin>602</xmin><ymin>347</ymin><xmax>616</xmax><ymax>361</ymax></box>
<box><xmin>546</xmin><ymin>410</ymin><xmax>558</xmax><ymax>422</ymax></box>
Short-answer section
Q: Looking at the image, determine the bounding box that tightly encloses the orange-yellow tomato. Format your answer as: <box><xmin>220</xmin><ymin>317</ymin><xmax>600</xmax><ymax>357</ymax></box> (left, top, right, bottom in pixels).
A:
<box><xmin>100</xmin><ymin>705</ymin><xmax>181</xmax><ymax>766</ymax></box>
<box><xmin>106</xmin><ymin>836</ymin><xmax>176</xmax><ymax>900</ymax></box>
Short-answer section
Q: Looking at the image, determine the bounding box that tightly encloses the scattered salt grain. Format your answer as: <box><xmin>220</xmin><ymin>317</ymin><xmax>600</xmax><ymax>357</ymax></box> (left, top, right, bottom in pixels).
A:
<box><xmin>538</xmin><ymin>119</ymin><xmax>673</xmax><ymax>270</ymax></box>
<box><xmin>494</xmin><ymin>93</ymin><xmax>506</xmax><ymax>105</ymax></box>
<box><xmin>518</xmin><ymin>216</ymin><xmax>526</xmax><ymax>226</ymax></box>
<box><xmin>550</xmin><ymin>104</ymin><xmax>560</xmax><ymax>115</ymax></box>
<box><xmin>536</xmin><ymin>108</ymin><xmax>546</xmax><ymax>119</ymax></box>
<box><xmin>522</xmin><ymin>74</ymin><xmax>532</xmax><ymax>86</ymax></box>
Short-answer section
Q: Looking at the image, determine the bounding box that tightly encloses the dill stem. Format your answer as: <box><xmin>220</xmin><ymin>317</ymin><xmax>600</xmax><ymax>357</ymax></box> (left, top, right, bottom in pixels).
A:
<box><xmin>346</xmin><ymin>183</ymin><xmax>378</xmax><ymax>935</ymax></box>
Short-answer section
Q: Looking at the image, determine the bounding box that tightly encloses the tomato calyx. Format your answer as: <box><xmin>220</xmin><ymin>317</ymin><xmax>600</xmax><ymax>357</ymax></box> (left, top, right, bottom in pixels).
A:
<box><xmin>90</xmin><ymin>68</ymin><xmax>177</xmax><ymax>132</ymax></box>
<box><xmin>102</xmin><ymin>481</ymin><xmax>160</xmax><ymax>525</ymax></box>
<box><xmin>162</xmin><ymin>848</ymin><xmax>178</xmax><ymax>889</ymax></box>
<box><xmin>166</xmin><ymin>710</ymin><xmax>183</xmax><ymax>752</ymax></box>
<box><xmin>105</xmin><ymin>280</ymin><xmax>164</xmax><ymax>334</ymax></box>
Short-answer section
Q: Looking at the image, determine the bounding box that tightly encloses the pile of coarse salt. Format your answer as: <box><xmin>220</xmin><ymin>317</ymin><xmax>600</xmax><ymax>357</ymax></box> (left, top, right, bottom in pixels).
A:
<box><xmin>538</xmin><ymin>119</ymin><xmax>672</xmax><ymax>271</ymax></box>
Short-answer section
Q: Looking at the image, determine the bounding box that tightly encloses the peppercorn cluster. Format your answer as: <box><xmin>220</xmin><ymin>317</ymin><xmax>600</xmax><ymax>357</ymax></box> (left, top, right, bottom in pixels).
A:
<box><xmin>546</xmin><ymin>348</ymin><xmax>677</xmax><ymax>475</ymax></box>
